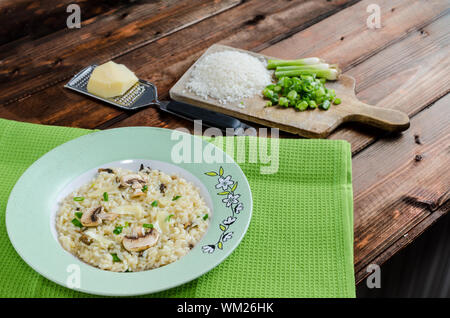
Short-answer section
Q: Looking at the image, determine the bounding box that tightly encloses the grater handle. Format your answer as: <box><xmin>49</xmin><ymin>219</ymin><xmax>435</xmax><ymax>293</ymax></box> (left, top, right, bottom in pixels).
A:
<box><xmin>163</xmin><ymin>100</ymin><xmax>252</xmax><ymax>132</ymax></box>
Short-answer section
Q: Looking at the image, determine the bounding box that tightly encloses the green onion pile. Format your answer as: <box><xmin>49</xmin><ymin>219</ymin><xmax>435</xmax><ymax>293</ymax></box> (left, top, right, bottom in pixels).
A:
<box><xmin>263</xmin><ymin>58</ymin><xmax>341</xmax><ymax>111</ymax></box>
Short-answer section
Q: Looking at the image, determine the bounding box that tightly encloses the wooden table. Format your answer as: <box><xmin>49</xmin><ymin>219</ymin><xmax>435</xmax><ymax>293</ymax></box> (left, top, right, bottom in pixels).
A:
<box><xmin>1</xmin><ymin>0</ymin><xmax>448</xmax><ymax>284</ymax></box>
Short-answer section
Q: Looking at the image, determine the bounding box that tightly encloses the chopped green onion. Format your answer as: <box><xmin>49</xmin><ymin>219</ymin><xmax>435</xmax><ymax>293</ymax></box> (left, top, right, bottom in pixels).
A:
<box><xmin>270</xmin><ymin>94</ymin><xmax>279</xmax><ymax>104</ymax></box>
<box><xmin>273</xmin><ymin>85</ymin><xmax>282</xmax><ymax>93</ymax></box>
<box><xmin>262</xmin><ymin>88</ymin><xmax>274</xmax><ymax>99</ymax></box>
<box><xmin>333</xmin><ymin>98</ymin><xmax>342</xmax><ymax>105</ymax></box>
<box><xmin>151</xmin><ymin>200</ymin><xmax>158</xmax><ymax>207</ymax></box>
<box><xmin>113</xmin><ymin>226</ymin><xmax>123</xmax><ymax>235</ymax></box>
<box><xmin>143</xmin><ymin>223</ymin><xmax>153</xmax><ymax>228</ymax></box>
<box><xmin>142</xmin><ymin>185</ymin><xmax>148</xmax><ymax>193</ymax></box>
<box><xmin>172</xmin><ymin>195</ymin><xmax>181</xmax><ymax>201</ymax></box>
<box><xmin>296</xmin><ymin>100</ymin><xmax>309</xmax><ymax>111</ymax></box>
<box><xmin>71</xmin><ymin>218</ymin><xmax>83</xmax><ymax>228</ymax></box>
<box><xmin>111</xmin><ymin>253</ymin><xmax>121</xmax><ymax>262</ymax></box>
<box><xmin>287</xmin><ymin>90</ymin><xmax>298</xmax><ymax>102</ymax></box>
<box><xmin>320</xmin><ymin>100</ymin><xmax>331</xmax><ymax>110</ymax></box>
<box><xmin>166</xmin><ymin>214</ymin><xmax>174</xmax><ymax>222</ymax></box>
<box><xmin>73</xmin><ymin>197</ymin><xmax>84</xmax><ymax>202</ymax></box>
<box><xmin>308</xmin><ymin>100</ymin><xmax>317</xmax><ymax>109</ymax></box>
<box><xmin>124</xmin><ymin>222</ymin><xmax>130</xmax><ymax>228</ymax></box>
<box><xmin>278</xmin><ymin>97</ymin><xmax>289</xmax><ymax>107</ymax></box>
<box><xmin>262</xmin><ymin>62</ymin><xmax>340</xmax><ymax>111</ymax></box>
<box><xmin>75</xmin><ymin>212</ymin><xmax>83</xmax><ymax>219</ymax></box>
<box><xmin>203</xmin><ymin>214</ymin><xmax>209</xmax><ymax>221</ymax></box>
<box><xmin>103</xmin><ymin>192</ymin><xmax>109</xmax><ymax>201</ymax></box>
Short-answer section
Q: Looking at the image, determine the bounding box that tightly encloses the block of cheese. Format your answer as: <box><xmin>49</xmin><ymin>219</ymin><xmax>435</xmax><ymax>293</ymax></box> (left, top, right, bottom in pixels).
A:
<box><xmin>87</xmin><ymin>61</ymin><xmax>139</xmax><ymax>98</ymax></box>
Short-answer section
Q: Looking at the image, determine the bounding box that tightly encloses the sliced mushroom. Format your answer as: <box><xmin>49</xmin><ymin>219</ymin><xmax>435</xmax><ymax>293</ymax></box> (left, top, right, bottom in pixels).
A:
<box><xmin>120</xmin><ymin>174</ymin><xmax>147</xmax><ymax>189</ymax></box>
<box><xmin>80</xmin><ymin>206</ymin><xmax>103</xmax><ymax>227</ymax></box>
<box><xmin>80</xmin><ymin>206</ymin><xmax>117</xmax><ymax>227</ymax></box>
<box><xmin>122</xmin><ymin>228</ymin><xmax>160</xmax><ymax>252</ymax></box>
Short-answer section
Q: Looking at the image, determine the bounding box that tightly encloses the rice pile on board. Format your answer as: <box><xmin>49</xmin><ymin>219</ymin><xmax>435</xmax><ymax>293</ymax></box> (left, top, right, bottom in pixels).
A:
<box><xmin>186</xmin><ymin>50</ymin><xmax>272</xmax><ymax>104</ymax></box>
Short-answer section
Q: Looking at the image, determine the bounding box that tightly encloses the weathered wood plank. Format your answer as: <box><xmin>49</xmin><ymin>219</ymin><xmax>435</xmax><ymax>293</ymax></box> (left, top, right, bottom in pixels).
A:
<box><xmin>351</xmin><ymin>94</ymin><xmax>450</xmax><ymax>282</ymax></box>
<box><xmin>0</xmin><ymin>0</ymin><xmax>359</xmax><ymax>128</ymax></box>
<box><xmin>0</xmin><ymin>0</ymin><xmax>132</xmax><ymax>46</ymax></box>
<box><xmin>355</xmin><ymin>201</ymin><xmax>449</xmax><ymax>284</ymax></box>
<box><xmin>0</xmin><ymin>0</ymin><xmax>241</xmax><ymax>105</ymax></box>
<box><xmin>262</xmin><ymin>0</ymin><xmax>448</xmax><ymax>70</ymax></box>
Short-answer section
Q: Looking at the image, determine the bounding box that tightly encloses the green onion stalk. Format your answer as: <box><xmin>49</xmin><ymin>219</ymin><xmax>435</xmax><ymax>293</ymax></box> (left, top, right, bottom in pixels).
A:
<box><xmin>267</xmin><ymin>57</ymin><xmax>324</xmax><ymax>69</ymax></box>
<box><xmin>275</xmin><ymin>63</ymin><xmax>332</xmax><ymax>71</ymax></box>
<box><xmin>275</xmin><ymin>66</ymin><xmax>340</xmax><ymax>80</ymax></box>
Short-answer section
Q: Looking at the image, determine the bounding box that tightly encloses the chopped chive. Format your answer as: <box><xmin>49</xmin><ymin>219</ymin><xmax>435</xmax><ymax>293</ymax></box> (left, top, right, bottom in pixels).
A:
<box><xmin>71</xmin><ymin>218</ymin><xmax>83</xmax><ymax>228</ymax></box>
<box><xmin>113</xmin><ymin>226</ymin><xmax>123</xmax><ymax>235</ymax></box>
<box><xmin>151</xmin><ymin>200</ymin><xmax>158</xmax><ymax>207</ymax></box>
<box><xmin>172</xmin><ymin>195</ymin><xmax>181</xmax><ymax>201</ymax></box>
<box><xmin>166</xmin><ymin>214</ymin><xmax>174</xmax><ymax>222</ymax></box>
<box><xmin>203</xmin><ymin>214</ymin><xmax>209</xmax><ymax>221</ymax></box>
<box><xmin>73</xmin><ymin>197</ymin><xmax>84</xmax><ymax>202</ymax></box>
<box><xmin>74</xmin><ymin>212</ymin><xmax>83</xmax><ymax>219</ymax></box>
<box><xmin>320</xmin><ymin>99</ymin><xmax>331</xmax><ymax>110</ymax></box>
<box><xmin>111</xmin><ymin>253</ymin><xmax>121</xmax><ymax>263</ymax></box>
<box><xmin>333</xmin><ymin>98</ymin><xmax>341</xmax><ymax>105</ymax></box>
<box><xmin>124</xmin><ymin>222</ymin><xmax>130</xmax><ymax>228</ymax></box>
<box><xmin>142</xmin><ymin>185</ymin><xmax>148</xmax><ymax>193</ymax></box>
<box><xmin>103</xmin><ymin>192</ymin><xmax>109</xmax><ymax>201</ymax></box>
<box><xmin>143</xmin><ymin>223</ymin><xmax>153</xmax><ymax>229</ymax></box>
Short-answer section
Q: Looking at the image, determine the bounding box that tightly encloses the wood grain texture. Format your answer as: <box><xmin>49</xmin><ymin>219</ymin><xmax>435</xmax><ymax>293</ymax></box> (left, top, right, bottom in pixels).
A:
<box><xmin>0</xmin><ymin>0</ymin><xmax>241</xmax><ymax>105</ymax></box>
<box><xmin>356</xmin><ymin>201</ymin><xmax>449</xmax><ymax>285</ymax></box>
<box><xmin>0</xmin><ymin>0</ymin><xmax>359</xmax><ymax>128</ymax></box>
<box><xmin>329</xmin><ymin>12</ymin><xmax>450</xmax><ymax>153</ymax></box>
<box><xmin>0</xmin><ymin>0</ymin><xmax>447</xmax><ymax>286</ymax></box>
<box><xmin>170</xmin><ymin>44</ymin><xmax>409</xmax><ymax>138</ymax></box>
<box><xmin>262</xmin><ymin>0</ymin><xmax>449</xmax><ymax>71</ymax></box>
<box><xmin>0</xmin><ymin>0</ymin><xmax>135</xmax><ymax>46</ymax></box>
<box><xmin>352</xmin><ymin>94</ymin><xmax>450</xmax><ymax>282</ymax></box>
<box><xmin>111</xmin><ymin>0</ymin><xmax>448</xmax><ymax>131</ymax></box>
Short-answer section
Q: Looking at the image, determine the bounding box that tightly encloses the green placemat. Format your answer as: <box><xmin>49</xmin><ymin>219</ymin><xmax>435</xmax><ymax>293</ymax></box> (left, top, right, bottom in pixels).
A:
<box><xmin>0</xmin><ymin>118</ymin><xmax>355</xmax><ymax>298</ymax></box>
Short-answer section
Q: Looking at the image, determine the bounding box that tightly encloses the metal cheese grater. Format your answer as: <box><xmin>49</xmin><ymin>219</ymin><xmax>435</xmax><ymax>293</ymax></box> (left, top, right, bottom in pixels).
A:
<box><xmin>65</xmin><ymin>65</ymin><xmax>158</xmax><ymax>110</ymax></box>
<box><xmin>65</xmin><ymin>64</ymin><xmax>254</xmax><ymax>134</ymax></box>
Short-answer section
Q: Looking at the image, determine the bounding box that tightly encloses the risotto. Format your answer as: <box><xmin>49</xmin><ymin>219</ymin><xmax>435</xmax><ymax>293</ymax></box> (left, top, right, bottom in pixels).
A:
<box><xmin>56</xmin><ymin>166</ymin><xmax>210</xmax><ymax>272</ymax></box>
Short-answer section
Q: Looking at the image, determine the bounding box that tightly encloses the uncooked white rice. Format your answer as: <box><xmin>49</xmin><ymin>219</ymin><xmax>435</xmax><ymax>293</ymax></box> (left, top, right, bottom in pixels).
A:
<box><xmin>56</xmin><ymin>167</ymin><xmax>210</xmax><ymax>272</ymax></box>
<box><xmin>186</xmin><ymin>50</ymin><xmax>272</xmax><ymax>104</ymax></box>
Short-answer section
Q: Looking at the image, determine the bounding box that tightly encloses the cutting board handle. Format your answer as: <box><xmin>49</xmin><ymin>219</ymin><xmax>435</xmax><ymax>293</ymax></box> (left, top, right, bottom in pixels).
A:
<box><xmin>345</xmin><ymin>102</ymin><xmax>410</xmax><ymax>132</ymax></box>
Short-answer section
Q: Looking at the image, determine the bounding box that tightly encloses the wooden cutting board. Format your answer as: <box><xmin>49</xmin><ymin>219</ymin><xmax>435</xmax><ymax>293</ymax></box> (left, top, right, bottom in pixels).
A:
<box><xmin>170</xmin><ymin>44</ymin><xmax>410</xmax><ymax>138</ymax></box>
